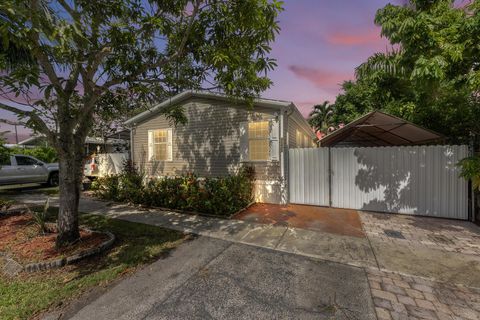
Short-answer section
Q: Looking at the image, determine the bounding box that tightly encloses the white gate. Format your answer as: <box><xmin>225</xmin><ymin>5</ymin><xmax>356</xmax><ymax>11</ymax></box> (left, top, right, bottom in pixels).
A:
<box><xmin>289</xmin><ymin>145</ymin><xmax>469</xmax><ymax>220</ymax></box>
<box><xmin>289</xmin><ymin>148</ymin><xmax>329</xmax><ymax>206</ymax></box>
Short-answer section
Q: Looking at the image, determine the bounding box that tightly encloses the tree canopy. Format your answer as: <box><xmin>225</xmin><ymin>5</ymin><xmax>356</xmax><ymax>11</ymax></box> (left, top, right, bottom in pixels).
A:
<box><xmin>331</xmin><ymin>0</ymin><xmax>480</xmax><ymax>144</ymax></box>
<box><xmin>0</xmin><ymin>0</ymin><xmax>283</xmax><ymax>246</ymax></box>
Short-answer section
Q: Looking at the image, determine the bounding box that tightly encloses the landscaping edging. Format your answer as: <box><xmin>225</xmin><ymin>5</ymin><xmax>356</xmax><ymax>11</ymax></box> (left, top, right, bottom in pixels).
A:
<box><xmin>1</xmin><ymin>215</ymin><xmax>115</xmax><ymax>275</ymax></box>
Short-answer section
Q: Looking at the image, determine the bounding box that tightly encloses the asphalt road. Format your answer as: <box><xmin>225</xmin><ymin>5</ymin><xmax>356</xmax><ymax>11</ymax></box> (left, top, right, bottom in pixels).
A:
<box><xmin>66</xmin><ymin>236</ymin><xmax>376</xmax><ymax>320</ymax></box>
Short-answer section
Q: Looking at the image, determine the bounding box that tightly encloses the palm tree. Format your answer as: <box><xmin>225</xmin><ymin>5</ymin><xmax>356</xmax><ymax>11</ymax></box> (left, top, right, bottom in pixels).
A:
<box><xmin>308</xmin><ymin>101</ymin><xmax>335</xmax><ymax>136</ymax></box>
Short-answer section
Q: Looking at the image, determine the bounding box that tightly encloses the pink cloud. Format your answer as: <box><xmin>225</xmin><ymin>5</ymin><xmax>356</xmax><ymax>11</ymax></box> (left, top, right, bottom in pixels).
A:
<box><xmin>327</xmin><ymin>29</ymin><xmax>381</xmax><ymax>46</ymax></box>
<box><xmin>288</xmin><ymin>65</ymin><xmax>354</xmax><ymax>89</ymax></box>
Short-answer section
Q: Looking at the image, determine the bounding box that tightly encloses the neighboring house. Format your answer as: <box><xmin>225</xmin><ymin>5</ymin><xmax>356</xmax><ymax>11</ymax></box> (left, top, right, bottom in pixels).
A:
<box><xmin>125</xmin><ymin>90</ymin><xmax>316</xmax><ymax>204</ymax></box>
<box><xmin>18</xmin><ymin>134</ymin><xmax>129</xmax><ymax>156</ymax></box>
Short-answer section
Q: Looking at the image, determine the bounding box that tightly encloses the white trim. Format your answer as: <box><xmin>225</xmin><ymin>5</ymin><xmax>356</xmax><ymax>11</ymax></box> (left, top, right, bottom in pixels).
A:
<box><xmin>280</xmin><ymin>112</ymin><xmax>285</xmax><ymax>179</ymax></box>
<box><xmin>269</xmin><ymin>118</ymin><xmax>280</xmax><ymax>161</ymax></box>
<box><xmin>130</xmin><ymin>128</ymin><xmax>134</xmax><ymax>162</ymax></box>
<box><xmin>148</xmin><ymin>128</ymin><xmax>173</xmax><ymax>162</ymax></box>
<box><xmin>167</xmin><ymin>128</ymin><xmax>173</xmax><ymax>161</ymax></box>
<box><xmin>248</xmin><ymin>120</ymin><xmax>270</xmax><ymax>161</ymax></box>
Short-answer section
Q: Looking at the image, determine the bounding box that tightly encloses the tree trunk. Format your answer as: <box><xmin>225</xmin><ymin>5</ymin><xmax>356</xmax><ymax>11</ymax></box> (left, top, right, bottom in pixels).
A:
<box><xmin>56</xmin><ymin>149</ymin><xmax>84</xmax><ymax>248</ymax></box>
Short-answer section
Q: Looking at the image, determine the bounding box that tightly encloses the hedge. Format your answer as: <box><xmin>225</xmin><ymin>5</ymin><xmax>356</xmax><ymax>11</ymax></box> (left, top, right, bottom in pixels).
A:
<box><xmin>91</xmin><ymin>166</ymin><xmax>254</xmax><ymax>216</ymax></box>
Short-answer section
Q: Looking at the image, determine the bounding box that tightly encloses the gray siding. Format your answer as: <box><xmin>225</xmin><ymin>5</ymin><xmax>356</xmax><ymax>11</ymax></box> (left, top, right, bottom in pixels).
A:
<box><xmin>132</xmin><ymin>98</ymin><xmax>283</xmax><ymax>203</ymax></box>
<box><xmin>287</xmin><ymin>117</ymin><xmax>315</xmax><ymax>148</ymax></box>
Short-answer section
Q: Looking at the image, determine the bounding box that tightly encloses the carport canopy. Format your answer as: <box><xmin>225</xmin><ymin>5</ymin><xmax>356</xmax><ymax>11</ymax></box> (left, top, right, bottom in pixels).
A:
<box><xmin>319</xmin><ymin>110</ymin><xmax>445</xmax><ymax>147</ymax></box>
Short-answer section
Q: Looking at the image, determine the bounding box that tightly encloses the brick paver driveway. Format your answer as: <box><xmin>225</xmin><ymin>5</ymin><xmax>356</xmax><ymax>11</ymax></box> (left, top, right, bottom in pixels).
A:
<box><xmin>360</xmin><ymin>211</ymin><xmax>480</xmax><ymax>320</ymax></box>
<box><xmin>360</xmin><ymin>211</ymin><xmax>480</xmax><ymax>255</ymax></box>
<box><xmin>367</xmin><ymin>268</ymin><xmax>480</xmax><ymax>320</ymax></box>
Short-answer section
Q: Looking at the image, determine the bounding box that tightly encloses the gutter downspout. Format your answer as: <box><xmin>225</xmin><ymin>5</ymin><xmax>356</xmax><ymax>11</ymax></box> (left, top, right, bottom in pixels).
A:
<box><xmin>283</xmin><ymin>105</ymin><xmax>295</xmax><ymax>205</ymax></box>
<box><xmin>130</xmin><ymin>125</ymin><xmax>135</xmax><ymax>165</ymax></box>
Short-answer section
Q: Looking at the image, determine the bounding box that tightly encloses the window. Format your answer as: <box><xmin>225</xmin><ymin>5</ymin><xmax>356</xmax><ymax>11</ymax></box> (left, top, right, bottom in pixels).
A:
<box><xmin>296</xmin><ymin>130</ymin><xmax>303</xmax><ymax>147</ymax></box>
<box><xmin>303</xmin><ymin>134</ymin><xmax>309</xmax><ymax>148</ymax></box>
<box><xmin>148</xmin><ymin>129</ymin><xmax>172</xmax><ymax>161</ymax></box>
<box><xmin>15</xmin><ymin>156</ymin><xmax>40</xmax><ymax>166</ymax></box>
<box><xmin>248</xmin><ymin>121</ymin><xmax>269</xmax><ymax>160</ymax></box>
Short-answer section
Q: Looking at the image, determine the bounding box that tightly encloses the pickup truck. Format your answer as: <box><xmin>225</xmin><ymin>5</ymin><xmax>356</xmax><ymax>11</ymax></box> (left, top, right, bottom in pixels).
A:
<box><xmin>0</xmin><ymin>154</ymin><xmax>59</xmax><ymax>186</ymax></box>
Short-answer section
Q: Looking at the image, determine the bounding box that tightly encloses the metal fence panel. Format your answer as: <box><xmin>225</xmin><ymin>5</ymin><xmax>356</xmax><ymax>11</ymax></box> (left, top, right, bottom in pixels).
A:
<box><xmin>330</xmin><ymin>145</ymin><xmax>468</xmax><ymax>219</ymax></box>
<box><xmin>288</xmin><ymin>148</ymin><xmax>329</xmax><ymax>206</ymax></box>
<box><xmin>288</xmin><ymin>145</ymin><xmax>469</xmax><ymax>220</ymax></box>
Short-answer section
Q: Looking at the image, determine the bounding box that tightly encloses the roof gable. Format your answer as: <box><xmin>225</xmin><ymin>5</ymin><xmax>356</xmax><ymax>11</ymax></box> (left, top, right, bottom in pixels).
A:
<box><xmin>125</xmin><ymin>90</ymin><xmax>296</xmax><ymax>126</ymax></box>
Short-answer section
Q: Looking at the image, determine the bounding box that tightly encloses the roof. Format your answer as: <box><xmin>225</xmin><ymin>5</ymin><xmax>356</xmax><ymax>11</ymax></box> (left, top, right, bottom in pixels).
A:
<box><xmin>125</xmin><ymin>90</ymin><xmax>295</xmax><ymax>126</ymax></box>
<box><xmin>17</xmin><ymin>136</ymin><xmax>42</xmax><ymax>145</ymax></box>
<box><xmin>18</xmin><ymin>135</ymin><xmax>128</xmax><ymax>146</ymax></box>
<box><xmin>319</xmin><ymin>110</ymin><xmax>445</xmax><ymax>147</ymax></box>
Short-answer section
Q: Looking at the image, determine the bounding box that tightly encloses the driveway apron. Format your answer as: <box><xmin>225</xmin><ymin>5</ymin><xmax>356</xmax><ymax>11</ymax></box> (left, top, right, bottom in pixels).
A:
<box><xmin>68</xmin><ymin>237</ymin><xmax>376</xmax><ymax>320</ymax></box>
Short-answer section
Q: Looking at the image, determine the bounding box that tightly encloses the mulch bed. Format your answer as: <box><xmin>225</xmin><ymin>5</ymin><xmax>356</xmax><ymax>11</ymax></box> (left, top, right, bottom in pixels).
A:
<box><xmin>0</xmin><ymin>213</ymin><xmax>108</xmax><ymax>264</ymax></box>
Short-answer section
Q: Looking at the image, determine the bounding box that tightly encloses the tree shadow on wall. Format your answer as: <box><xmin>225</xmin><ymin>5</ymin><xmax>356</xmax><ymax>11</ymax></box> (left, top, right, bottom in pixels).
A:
<box><xmin>175</xmin><ymin>103</ymin><xmax>242</xmax><ymax>176</ymax></box>
<box><xmin>352</xmin><ymin>147</ymin><xmax>460</xmax><ymax>217</ymax></box>
<box><xmin>136</xmin><ymin>148</ymin><xmax>165</xmax><ymax>178</ymax></box>
<box><xmin>354</xmin><ymin>146</ymin><xmax>473</xmax><ymax>232</ymax></box>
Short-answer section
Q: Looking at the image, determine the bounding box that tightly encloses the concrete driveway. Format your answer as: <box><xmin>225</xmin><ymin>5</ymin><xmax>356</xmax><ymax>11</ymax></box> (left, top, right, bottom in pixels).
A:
<box><xmin>65</xmin><ymin>237</ymin><xmax>376</xmax><ymax>320</ymax></box>
<box><xmin>234</xmin><ymin>203</ymin><xmax>365</xmax><ymax>238</ymax></box>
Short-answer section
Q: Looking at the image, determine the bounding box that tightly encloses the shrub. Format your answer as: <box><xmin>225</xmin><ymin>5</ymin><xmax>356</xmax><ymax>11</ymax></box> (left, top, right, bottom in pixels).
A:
<box><xmin>201</xmin><ymin>168</ymin><xmax>254</xmax><ymax>215</ymax></box>
<box><xmin>91</xmin><ymin>175</ymin><xmax>120</xmax><ymax>200</ymax></box>
<box><xmin>0</xmin><ymin>198</ymin><xmax>14</xmax><ymax>211</ymax></box>
<box><xmin>92</xmin><ymin>166</ymin><xmax>255</xmax><ymax>216</ymax></box>
<box><xmin>91</xmin><ymin>161</ymin><xmax>146</xmax><ymax>203</ymax></box>
<box><xmin>9</xmin><ymin>146</ymin><xmax>58</xmax><ymax>163</ymax></box>
<box><xmin>458</xmin><ymin>155</ymin><xmax>480</xmax><ymax>191</ymax></box>
<box><xmin>29</xmin><ymin>198</ymin><xmax>50</xmax><ymax>234</ymax></box>
<box><xmin>143</xmin><ymin>173</ymin><xmax>203</xmax><ymax>210</ymax></box>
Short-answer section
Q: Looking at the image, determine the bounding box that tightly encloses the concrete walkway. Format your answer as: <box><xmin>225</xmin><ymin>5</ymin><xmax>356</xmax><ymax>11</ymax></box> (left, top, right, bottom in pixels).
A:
<box><xmin>10</xmin><ymin>193</ymin><xmax>378</xmax><ymax>269</ymax></box>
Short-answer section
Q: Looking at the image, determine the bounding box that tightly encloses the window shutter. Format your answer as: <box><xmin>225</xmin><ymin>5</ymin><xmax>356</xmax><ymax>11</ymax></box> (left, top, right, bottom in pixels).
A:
<box><xmin>167</xmin><ymin>128</ymin><xmax>173</xmax><ymax>161</ymax></box>
<box><xmin>269</xmin><ymin>119</ymin><xmax>280</xmax><ymax>161</ymax></box>
<box><xmin>148</xmin><ymin>130</ymin><xmax>154</xmax><ymax>161</ymax></box>
<box><xmin>239</xmin><ymin>122</ymin><xmax>248</xmax><ymax>162</ymax></box>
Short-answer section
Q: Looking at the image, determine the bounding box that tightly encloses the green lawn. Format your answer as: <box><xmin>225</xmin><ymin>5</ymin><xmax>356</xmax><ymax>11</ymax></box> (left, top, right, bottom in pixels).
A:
<box><xmin>0</xmin><ymin>210</ymin><xmax>186</xmax><ymax>320</ymax></box>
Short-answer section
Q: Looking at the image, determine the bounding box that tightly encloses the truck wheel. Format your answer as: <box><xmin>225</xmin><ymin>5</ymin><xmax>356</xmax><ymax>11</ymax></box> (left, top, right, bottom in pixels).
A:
<box><xmin>48</xmin><ymin>172</ymin><xmax>59</xmax><ymax>187</ymax></box>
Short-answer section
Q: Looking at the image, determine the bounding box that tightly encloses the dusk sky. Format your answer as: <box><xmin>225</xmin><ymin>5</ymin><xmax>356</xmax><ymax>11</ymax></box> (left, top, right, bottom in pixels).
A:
<box><xmin>264</xmin><ymin>0</ymin><xmax>393</xmax><ymax>114</ymax></box>
<box><xmin>1</xmin><ymin>0</ymin><xmax>395</xmax><ymax>142</ymax></box>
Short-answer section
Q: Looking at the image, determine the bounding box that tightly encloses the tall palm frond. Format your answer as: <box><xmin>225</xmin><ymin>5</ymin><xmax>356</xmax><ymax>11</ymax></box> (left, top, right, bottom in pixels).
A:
<box><xmin>355</xmin><ymin>50</ymin><xmax>406</xmax><ymax>80</ymax></box>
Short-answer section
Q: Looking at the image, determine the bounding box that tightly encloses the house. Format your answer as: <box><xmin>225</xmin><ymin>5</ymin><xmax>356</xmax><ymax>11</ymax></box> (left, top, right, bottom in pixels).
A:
<box><xmin>125</xmin><ymin>90</ymin><xmax>316</xmax><ymax>204</ymax></box>
<box><xmin>319</xmin><ymin>110</ymin><xmax>445</xmax><ymax>147</ymax></box>
<box><xmin>18</xmin><ymin>134</ymin><xmax>129</xmax><ymax>156</ymax></box>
